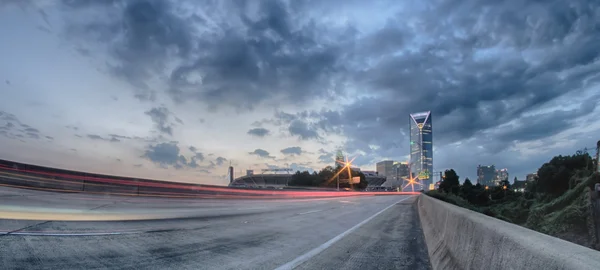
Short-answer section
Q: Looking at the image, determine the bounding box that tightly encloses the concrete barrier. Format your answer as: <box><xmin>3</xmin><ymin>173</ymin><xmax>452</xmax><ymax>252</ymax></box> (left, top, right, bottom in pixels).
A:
<box><xmin>417</xmin><ymin>194</ymin><xmax>600</xmax><ymax>270</ymax></box>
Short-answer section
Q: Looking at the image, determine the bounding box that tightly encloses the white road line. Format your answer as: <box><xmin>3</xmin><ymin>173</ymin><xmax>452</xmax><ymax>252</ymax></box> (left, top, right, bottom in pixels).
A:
<box><xmin>1</xmin><ymin>231</ymin><xmax>138</xmax><ymax>236</ymax></box>
<box><xmin>274</xmin><ymin>196</ymin><xmax>414</xmax><ymax>270</ymax></box>
<box><xmin>297</xmin><ymin>209</ymin><xmax>324</xmax><ymax>215</ymax></box>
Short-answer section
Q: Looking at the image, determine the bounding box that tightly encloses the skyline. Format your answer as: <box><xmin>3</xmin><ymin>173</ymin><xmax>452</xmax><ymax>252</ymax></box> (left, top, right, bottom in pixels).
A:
<box><xmin>1</xmin><ymin>0</ymin><xmax>600</xmax><ymax>185</ymax></box>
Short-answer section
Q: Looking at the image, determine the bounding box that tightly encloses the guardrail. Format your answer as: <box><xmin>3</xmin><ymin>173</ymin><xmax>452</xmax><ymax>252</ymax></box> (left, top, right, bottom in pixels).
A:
<box><xmin>0</xmin><ymin>164</ymin><xmax>417</xmax><ymax>198</ymax></box>
<box><xmin>417</xmin><ymin>194</ymin><xmax>600</xmax><ymax>270</ymax></box>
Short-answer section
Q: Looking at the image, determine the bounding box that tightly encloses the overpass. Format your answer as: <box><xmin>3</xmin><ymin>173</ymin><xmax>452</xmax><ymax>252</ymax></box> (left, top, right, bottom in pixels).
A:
<box><xmin>0</xmin><ymin>161</ymin><xmax>599</xmax><ymax>269</ymax></box>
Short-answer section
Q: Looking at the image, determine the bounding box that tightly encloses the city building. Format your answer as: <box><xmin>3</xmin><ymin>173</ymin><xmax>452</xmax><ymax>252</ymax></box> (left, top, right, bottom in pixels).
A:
<box><xmin>376</xmin><ymin>160</ymin><xmax>394</xmax><ymax>178</ymax></box>
<box><xmin>494</xmin><ymin>168</ymin><xmax>509</xmax><ymax>186</ymax></box>
<box><xmin>410</xmin><ymin>111</ymin><xmax>433</xmax><ymax>190</ymax></box>
<box><xmin>477</xmin><ymin>165</ymin><xmax>496</xmax><ymax>186</ymax></box>
<box><xmin>512</xmin><ymin>179</ymin><xmax>527</xmax><ymax>192</ymax></box>
<box><xmin>393</xmin><ymin>161</ymin><xmax>409</xmax><ymax>178</ymax></box>
<box><xmin>246</xmin><ymin>170</ymin><xmax>254</xmax><ymax>176</ymax></box>
<box><xmin>526</xmin><ymin>173</ymin><xmax>538</xmax><ymax>182</ymax></box>
<box><xmin>363</xmin><ymin>171</ymin><xmax>387</xmax><ymax>188</ymax></box>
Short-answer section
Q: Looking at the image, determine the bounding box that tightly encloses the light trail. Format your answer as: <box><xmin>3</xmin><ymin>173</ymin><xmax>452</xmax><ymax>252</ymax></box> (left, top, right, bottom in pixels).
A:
<box><xmin>0</xmin><ymin>167</ymin><xmax>419</xmax><ymax>199</ymax></box>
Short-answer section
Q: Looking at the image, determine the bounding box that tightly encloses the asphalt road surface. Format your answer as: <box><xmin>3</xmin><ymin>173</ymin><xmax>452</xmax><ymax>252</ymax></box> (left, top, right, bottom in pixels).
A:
<box><xmin>0</xmin><ymin>186</ymin><xmax>431</xmax><ymax>270</ymax></box>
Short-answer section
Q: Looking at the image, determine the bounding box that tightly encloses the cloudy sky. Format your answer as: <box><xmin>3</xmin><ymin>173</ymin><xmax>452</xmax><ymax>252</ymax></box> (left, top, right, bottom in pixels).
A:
<box><xmin>1</xmin><ymin>0</ymin><xmax>600</xmax><ymax>185</ymax></box>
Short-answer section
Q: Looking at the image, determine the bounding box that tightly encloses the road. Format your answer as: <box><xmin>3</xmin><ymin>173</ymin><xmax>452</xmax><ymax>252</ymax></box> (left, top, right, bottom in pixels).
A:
<box><xmin>0</xmin><ymin>186</ymin><xmax>431</xmax><ymax>270</ymax></box>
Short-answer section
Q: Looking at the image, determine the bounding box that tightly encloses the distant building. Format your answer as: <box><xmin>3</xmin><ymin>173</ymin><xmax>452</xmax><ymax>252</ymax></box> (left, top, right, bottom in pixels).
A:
<box><xmin>393</xmin><ymin>162</ymin><xmax>410</xmax><ymax>178</ymax></box>
<box><xmin>246</xmin><ymin>170</ymin><xmax>254</xmax><ymax>176</ymax></box>
<box><xmin>477</xmin><ymin>165</ymin><xmax>496</xmax><ymax>186</ymax></box>
<box><xmin>364</xmin><ymin>170</ymin><xmax>387</xmax><ymax>187</ymax></box>
<box><xmin>376</xmin><ymin>160</ymin><xmax>394</xmax><ymax>178</ymax></box>
<box><xmin>362</xmin><ymin>170</ymin><xmax>377</xmax><ymax>176</ymax></box>
<box><xmin>526</xmin><ymin>173</ymin><xmax>538</xmax><ymax>182</ymax></box>
<box><xmin>410</xmin><ymin>111</ymin><xmax>433</xmax><ymax>190</ymax></box>
<box><xmin>512</xmin><ymin>180</ymin><xmax>527</xmax><ymax>192</ymax></box>
<box><xmin>494</xmin><ymin>168</ymin><xmax>509</xmax><ymax>186</ymax></box>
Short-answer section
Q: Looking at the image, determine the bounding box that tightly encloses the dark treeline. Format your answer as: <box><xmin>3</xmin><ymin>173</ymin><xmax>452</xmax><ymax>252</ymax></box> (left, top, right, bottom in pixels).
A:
<box><xmin>290</xmin><ymin>165</ymin><xmax>368</xmax><ymax>190</ymax></box>
<box><xmin>430</xmin><ymin>150</ymin><xmax>600</xmax><ymax>249</ymax></box>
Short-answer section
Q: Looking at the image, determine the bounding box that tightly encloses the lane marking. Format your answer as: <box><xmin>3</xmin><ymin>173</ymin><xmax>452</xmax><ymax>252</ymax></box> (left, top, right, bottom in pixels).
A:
<box><xmin>274</xmin><ymin>196</ymin><xmax>414</xmax><ymax>270</ymax></box>
<box><xmin>1</xmin><ymin>231</ymin><xmax>135</xmax><ymax>236</ymax></box>
<box><xmin>297</xmin><ymin>209</ymin><xmax>324</xmax><ymax>215</ymax></box>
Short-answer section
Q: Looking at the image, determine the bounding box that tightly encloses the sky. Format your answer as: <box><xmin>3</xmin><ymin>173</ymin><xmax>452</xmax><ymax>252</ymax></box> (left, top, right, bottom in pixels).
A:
<box><xmin>1</xmin><ymin>0</ymin><xmax>600</xmax><ymax>185</ymax></box>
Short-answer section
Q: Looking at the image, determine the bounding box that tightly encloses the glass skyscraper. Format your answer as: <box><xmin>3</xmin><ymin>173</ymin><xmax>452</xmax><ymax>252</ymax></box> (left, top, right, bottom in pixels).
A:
<box><xmin>409</xmin><ymin>111</ymin><xmax>433</xmax><ymax>190</ymax></box>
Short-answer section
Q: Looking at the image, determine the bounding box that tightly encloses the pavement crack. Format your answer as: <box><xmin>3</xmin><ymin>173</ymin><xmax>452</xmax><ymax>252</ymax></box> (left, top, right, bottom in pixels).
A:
<box><xmin>87</xmin><ymin>198</ymin><xmax>132</xmax><ymax>211</ymax></box>
<box><xmin>0</xmin><ymin>221</ymin><xmax>51</xmax><ymax>237</ymax></box>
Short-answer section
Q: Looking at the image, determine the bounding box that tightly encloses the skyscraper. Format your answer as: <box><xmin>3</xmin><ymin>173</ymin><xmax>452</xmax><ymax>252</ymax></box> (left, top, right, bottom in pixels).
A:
<box><xmin>410</xmin><ymin>111</ymin><xmax>433</xmax><ymax>190</ymax></box>
<box><xmin>477</xmin><ymin>165</ymin><xmax>496</xmax><ymax>186</ymax></box>
<box><xmin>494</xmin><ymin>168</ymin><xmax>509</xmax><ymax>186</ymax></box>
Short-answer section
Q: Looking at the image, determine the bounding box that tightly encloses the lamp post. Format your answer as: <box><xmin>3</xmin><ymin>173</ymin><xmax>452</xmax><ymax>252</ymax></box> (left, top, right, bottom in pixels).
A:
<box><xmin>337</xmin><ymin>174</ymin><xmax>340</xmax><ymax>191</ymax></box>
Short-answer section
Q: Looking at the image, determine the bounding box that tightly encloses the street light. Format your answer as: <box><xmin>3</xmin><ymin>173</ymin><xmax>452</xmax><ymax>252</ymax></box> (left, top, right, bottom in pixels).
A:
<box><xmin>336</xmin><ymin>160</ymin><xmax>354</xmax><ymax>191</ymax></box>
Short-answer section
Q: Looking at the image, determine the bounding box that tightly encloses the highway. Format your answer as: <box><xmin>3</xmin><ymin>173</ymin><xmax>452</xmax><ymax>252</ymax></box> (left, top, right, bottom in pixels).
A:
<box><xmin>0</xmin><ymin>186</ymin><xmax>431</xmax><ymax>269</ymax></box>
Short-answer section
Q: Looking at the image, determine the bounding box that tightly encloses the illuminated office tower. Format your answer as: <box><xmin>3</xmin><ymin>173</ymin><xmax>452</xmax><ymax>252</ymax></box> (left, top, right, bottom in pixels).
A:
<box><xmin>409</xmin><ymin>111</ymin><xmax>433</xmax><ymax>190</ymax></box>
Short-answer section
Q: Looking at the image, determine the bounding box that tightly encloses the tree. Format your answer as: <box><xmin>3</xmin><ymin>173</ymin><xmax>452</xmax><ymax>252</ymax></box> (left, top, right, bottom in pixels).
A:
<box><xmin>460</xmin><ymin>178</ymin><xmax>474</xmax><ymax>198</ymax></box>
<box><xmin>440</xmin><ymin>169</ymin><xmax>460</xmax><ymax>194</ymax></box>
<box><xmin>536</xmin><ymin>152</ymin><xmax>593</xmax><ymax>196</ymax></box>
<box><xmin>290</xmin><ymin>171</ymin><xmax>316</xmax><ymax>186</ymax></box>
<box><xmin>514</xmin><ymin>176</ymin><xmax>518</xmax><ymax>183</ymax></box>
<box><xmin>463</xmin><ymin>178</ymin><xmax>473</xmax><ymax>188</ymax></box>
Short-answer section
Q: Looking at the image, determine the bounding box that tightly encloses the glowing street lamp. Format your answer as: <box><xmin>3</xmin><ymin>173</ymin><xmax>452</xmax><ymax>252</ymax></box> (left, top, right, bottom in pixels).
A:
<box><xmin>335</xmin><ymin>156</ymin><xmax>355</xmax><ymax>191</ymax></box>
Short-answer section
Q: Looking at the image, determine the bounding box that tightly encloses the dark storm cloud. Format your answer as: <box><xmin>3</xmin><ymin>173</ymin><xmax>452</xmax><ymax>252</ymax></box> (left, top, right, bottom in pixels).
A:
<box><xmin>144</xmin><ymin>106</ymin><xmax>182</xmax><ymax>136</ymax></box>
<box><xmin>86</xmin><ymin>134</ymin><xmax>121</xmax><ymax>142</ymax></box>
<box><xmin>62</xmin><ymin>0</ymin><xmax>194</xmax><ymax>96</ymax></box>
<box><xmin>0</xmin><ymin>111</ymin><xmax>44</xmax><ymax>141</ymax></box>
<box><xmin>143</xmin><ymin>142</ymin><xmax>189</xmax><ymax>169</ymax></box>
<box><xmin>188</xmin><ymin>146</ymin><xmax>205</xmax><ymax>163</ymax></box>
<box><xmin>318</xmin><ymin>153</ymin><xmax>334</xmax><ymax>164</ymax></box>
<box><xmin>288</xmin><ymin>120</ymin><xmax>320</xmax><ymax>140</ymax></box>
<box><xmin>280</xmin><ymin>146</ymin><xmax>302</xmax><ymax>156</ymax></box>
<box><xmin>109</xmin><ymin>134</ymin><xmax>132</xmax><ymax>140</ymax></box>
<box><xmin>497</xmin><ymin>99</ymin><xmax>599</xmax><ymax>143</ymax></box>
<box><xmin>249</xmin><ymin>149</ymin><xmax>275</xmax><ymax>159</ymax></box>
<box><xmin>61</xmin><ymin>0</ymin><xmax>345</xmax><ymax>108</ymax></box>
<box><xmin>42</xmin><ymin>0</ymin><xmax>600</xmax><ymax>174</ymax></box>
<box><xmin>195</xmin><ymin>152</ymin><xmax>205</xmax><ymax>161</ymax></box>
<box><xmin>255</xmin><ymin>0</ymin><xmax>600</xmax><ymax>163</ymax></box>
<box><xmin>215</xmin><ymin>157</ymin><xmax>227</xmax><ymax>166</ymax></box>
<box><xmin>247</xmin><ymin>127</ymin><xmax>270</xmax><ymax>137</ymax></box>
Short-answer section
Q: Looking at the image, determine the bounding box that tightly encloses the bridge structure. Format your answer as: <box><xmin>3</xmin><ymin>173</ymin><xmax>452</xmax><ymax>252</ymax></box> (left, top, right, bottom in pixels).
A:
<box><xmin>0</xmin><ymin>159</ymin><xmax>599</xmax><ymax>269</ymax></box>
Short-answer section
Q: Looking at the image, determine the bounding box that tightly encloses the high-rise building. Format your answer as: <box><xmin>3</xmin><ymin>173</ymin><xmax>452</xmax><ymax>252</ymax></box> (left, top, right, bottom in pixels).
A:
<box><xmin>494</xmin><ymin>168</ymin><xmax>509</xmax><ymax>186</ymax></box>
<box><xmin>526</xmin><ymin>173</ymin><xmax>538</xmax><ymax>182</ymax></box>
<box><xmin>376</xmin><ymin>160</ymin><xmax>394</xmax><ymax>178</ymax></box>
<box><xmin>410</xmin><ymin>111</ymin><xmax>433</xmax><ymax>190</ymax></box>
<box><xmin>477</xmin><ymin>165</ymin><xmax>496</xmax><ymax>186</ymax></box>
